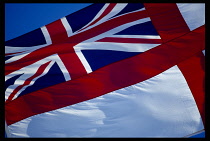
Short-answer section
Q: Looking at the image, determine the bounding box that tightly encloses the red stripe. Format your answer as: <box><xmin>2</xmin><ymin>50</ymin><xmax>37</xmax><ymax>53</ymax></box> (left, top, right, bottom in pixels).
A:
<box><xmin>65</xmin><ymin>10</ymin><xmax>148</xmax><ymax>44</ymax></box>
<box><xmin>97</xmin><ymin>37</ymin><xmax>162</xmax><ymax>44</ymax></box>
<box><xmin>178</xmin><ymin>52</ymin><xmax>205</xmax><ymax>125</ymax></box>
<box><xmin>45</xmin><ymin>19</ymin><xmax>69</xmax><ymax>44</ymax></box>
<box><xmin>6</xmin><ymin>61</ymin><xmax>51</xmax><ymax>103</ymax></box>
<box><xmin>144</xmin><ymin>3</ymin><xmax>190</xmax><ymax>43</ymax></box>
<box><xmin>58</xmin><ymin>47</ymin><xmax>87</xmax><ymax>79</ymax></box>
<box><xmin>86</xmin><ymin>3</ymin><xmax>117</xmax><ymax>28</ymax></box>
<box><xmin>5</xmin><ymin>10</ymin><xmax>149</xmax><ymax>76</ymax></box>
<box><xmin>144</xmin><ymin>3</ymin><xmax>205</xmax><ymax>124</ymax></box>
<box><xmin>5</xmin><ymin>25</ymin><xmax>205</xmax><ymax>126</ymax></box>
<box><xmin>78</xmin><ymin>3</ymin><xmax>117</xmax><ymax>32</ymax></box>
<box><xmin>5</xmin><ymin>43</ymin><xmax>87</xmax><ymax>80</ymax></box>
<box><xmin>5</xmin><ymin>44</ymin><xmax>59</xmax><ymax>76</ymax></box>
<box><xmin>41</xmin><ymin>19</ymin><xmax>87</xmax><ymax>79</ymax></box>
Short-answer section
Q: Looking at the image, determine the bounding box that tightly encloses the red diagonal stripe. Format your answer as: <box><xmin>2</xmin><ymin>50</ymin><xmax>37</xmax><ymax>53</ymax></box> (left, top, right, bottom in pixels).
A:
<box><xmin>78</xmin><ymin>3</ymin><xmax>117</xmax><ymax>32</ymax></box>
<box><xmin>6</xmin><ymin>61</ymin><xmax>51</xmax><ymax>103</ymax></box>
<box><xmin>5</xmin><ymin>10</ymin><xmax>148</xmax><ymax>76</ymax></box>
<box><xmin>46</xmin><ymin>19</ymin><xmax>69</xmax><ymax>44</ymax></box>
<box><xmin>5</xmin><ymin>25</ymin><xmax>205</xmax><ymax>126</ymax></box>
<box><xmin>5</xmin><ymin>42</ymin><xmax>75</xmax><ymax>75</ymax></box>
<box><xmin>64</xmin><ymin>9</ymin><xmax>148</xmax><ymax>44</ymax></box>
<box><xmin>58</xmin><ymin>47</ymin><xmax>87</xmax><ymax>79</ymax></box>
<box><xmin>97</xmin><ymin>37</ymin><xmax>162</xmax><ymax>44</ymax></box>
<box><xmin>144</xmin><ymin>3</ymin><xmax>190</xmax><ymax>43</ymax></box>
<box><xmin>46</xmin><ymin>18</ymin><xmax>88</xmax><ymax>78</ymax></box>
<box><xmin>88</xmin><ymin>3</ymin><xmax>117</xmax><ymax>27</ymax></box>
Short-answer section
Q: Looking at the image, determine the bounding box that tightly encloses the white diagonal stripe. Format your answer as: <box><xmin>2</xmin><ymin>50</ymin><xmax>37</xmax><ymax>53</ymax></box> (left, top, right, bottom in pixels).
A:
<box><xmin>61</xmin><ymin>17</ymin><xmax>73</xmax><ymax>37</ymax></box>
<box><xmin>108</xmin><ymin>35</ymin><xmax>161</xmax><ymax>39</ymax></box>
<box><xmin>41</xmin><ymin>26</ymin><xmax>52</xmax><ymax>44</ymax></box>
<box><xmin>75</xmin><ymin>42</ymin><xmax>160</xmax><ymax>52</ymax></box>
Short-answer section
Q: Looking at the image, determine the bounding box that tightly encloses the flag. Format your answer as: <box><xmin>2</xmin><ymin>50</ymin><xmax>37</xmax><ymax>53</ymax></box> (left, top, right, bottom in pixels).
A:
<box><xmin>5</xmin><ymin>3</ymin><xmax>205</xmax><ymax>137</ymax></box>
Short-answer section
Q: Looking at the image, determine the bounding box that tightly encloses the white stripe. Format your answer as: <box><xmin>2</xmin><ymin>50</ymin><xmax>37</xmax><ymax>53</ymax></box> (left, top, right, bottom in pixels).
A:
<box><xmin>54</xmin><ymin>54</ymin><xmax>71</xmax><ymax>81</ymax></box>
<box><xmin>5</xmin><ymin>88</ymin><xmax>14</xmax><ymax>101</ymax></box>
<box><xmin>6</xmin><ymin>26</ymin><xmax>51</xmax><ymax>54</ymax></box>
<box><xmin>177</xmin><ymin>3</ymin><xmax>205</xmax><ymax>31</ymax></box>
<box><xmin>109</xmin><ymin>35</ymin><xmax>161</xmax><ymax>39</ymax></box>
<box><xmin>108</xmin><ymin>5</ymin><xmax>145</xmax><ymax>20</ymax></box>
<box><xmin>7</xmin><ymin>66</ymin><xmax>204</xmax><ymax>137</ymax></box>
<box><xmin>74</xmin><ymin>17</ymin><xmax>152</xmax><ymax>73</ymax></box>
<box><xmin>75</xmin><ymin>3</ymin><xmax>110</xmax><ymax>33</ymax></box>
<box><xmin>5</xmin><ymin>54</ymin><xmax>70</xmax><ymax>81</ymax></box>
<box><xmin>6</xmin><ymin>26</ymin><xmax>53</xmax><ymax>64</ymax></box>
<box><xmin>6</xmin><ymin>45</ymin><xmax>46</xmax><ymax>54</ymax></box>
<box><xmin>61</xmin><ymin>17</ymin><xmax>73</xmax><ymax>37</ymax></box>
<box><xmin>74</xmin><ymin>4</ymin><xmax>128</xmax><ymax>33</ymax></box>
<box><xmin>5</xmin><ymin>60</ymin><xmax>50</xmax><ymax>101</ymax></box>
<box><xmin>5</xmin><ymin>52</ymin><xmax>30</xmax><ymax>64</ymax></box>
<box><xmin>74</xmin><ymin>42</ymin><xmax>160</xmax><ymax>52</ymax></box>
<box><xmin>74</xmin><ymin>48</ymin><xmax>92</xmax><ymax>73</ymax></box>
<box><xmin>5</xmin><ymin>60</ymin><xmax>44</xmax><ymax>82</ymax></box>
<box><xmin>96</xmin><ymin>3</ymin><xmax>128</xmax><ymax>23</ymax></box>
<box><xmin>202</xmin><ymin>50</ymin><xmax>205</xmax><ymax>56</ymax></box>
<box><xmin>5</xmin><ymin>55</ymin><xmax>55</xmax><ymax>82</ymax></box>
<box><xmin>5</xmin><ymin>26</ymin><xmax>52</xmax><ymax>64</ymax></box>
<box><xmin>76</xmin><ymin>4</ymin><xmax>144</xmax><ymax>34</ymax></box>
<box><xmin>5</xmin><ymin>44</ymin><xmax>51</xmax><ymax>64</ymax></box>
<box><xmin>98</xmin><ymin>6</ymin><xmax>145</xmax><ymax>27</ymax></box>
<box><xmin>73</xmin><ymin>39</ymin><xmax>160</xmax><ymax>74</ymax></box>
<box><xmin>90</xmin><ymin>3</ymin><xmax>110</xmax><ymax>22</ymax></box>
<box><xmin>5</xmin><ymin>62</ymin><xmax>44</xmax><ymax>101</ymax></box>
<box><xmin>11</xmin><ymin>61</ymin><xmax>54</xmax><ymax>101</ymax></box>
<box><xmin>41</xmin><ymin>26</ymin><xmax>52</xmax><ymax>44</ymax></box>
<box><xmin>5</xmin><ymin>54</ymin><xmax>71</xmax><ymax>101</ymax></box>
<box><xmin>93</xmin><ymin>6</ymin><xmax>145</xmax><ymax>32</ymax></box>
<box><xmin>81</xmin><ymin>17</ymin><xmax>151</xmax><ymax>43</ymax></box>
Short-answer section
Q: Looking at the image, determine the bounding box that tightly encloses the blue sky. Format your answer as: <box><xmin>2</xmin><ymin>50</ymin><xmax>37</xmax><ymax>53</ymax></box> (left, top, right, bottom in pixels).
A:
<box><xmin>5</xmin><ymin>3</ymin><xmax>205</xmax><ymax>138</ymax></box>
<box><xmin>5</xmin><ymin>3</ymin><xmax>92</xmax><ymax>41</ymax></box>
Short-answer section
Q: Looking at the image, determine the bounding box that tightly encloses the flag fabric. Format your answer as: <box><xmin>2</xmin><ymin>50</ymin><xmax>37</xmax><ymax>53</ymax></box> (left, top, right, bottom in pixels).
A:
<box><xmin>5</xmin><ymin>3</ymin><xmax>205</xmax><ymax>137</ymax></box>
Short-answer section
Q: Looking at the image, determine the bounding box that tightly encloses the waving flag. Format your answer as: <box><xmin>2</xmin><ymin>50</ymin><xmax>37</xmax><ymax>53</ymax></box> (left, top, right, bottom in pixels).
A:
<box><xmin>5</xmin><ymin>3</ymin><xmax>205</xmax><ymax>137</ymax></box>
